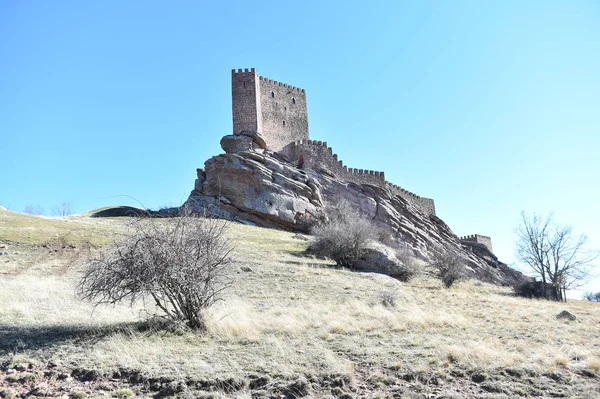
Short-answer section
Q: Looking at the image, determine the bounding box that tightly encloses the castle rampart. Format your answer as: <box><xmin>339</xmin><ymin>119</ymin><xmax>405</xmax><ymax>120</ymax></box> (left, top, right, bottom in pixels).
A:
<box><xmin>289</xmin><ymin>139</ymin><xmax>387</xmax><ymax>186</ymax></box>
<box><xmin>460</xmin><ymin>234</ymin><xmax>493</xmax><ymax>253</ymax></box>
<box><xmin>287</xmin><ymin>139</ymin><xmax>436</xmax><ymax>216</ymax></box>
<box><xmin>386</xmin><ymin>183</ymin><xmax>436</xmax><ymax>216</ymax></box>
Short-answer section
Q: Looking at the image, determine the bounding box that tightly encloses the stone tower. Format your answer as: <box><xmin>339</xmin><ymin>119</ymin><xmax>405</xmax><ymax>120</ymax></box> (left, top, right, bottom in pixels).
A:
<box><xmin>231</xmin><ymin>68</ymin><xmax>309</xmax><ymax>153</ymax></box>
<box><xmin>231</xmin><ymin>68</ymin><xmax>262</xmax><ymax>135</ymax></box>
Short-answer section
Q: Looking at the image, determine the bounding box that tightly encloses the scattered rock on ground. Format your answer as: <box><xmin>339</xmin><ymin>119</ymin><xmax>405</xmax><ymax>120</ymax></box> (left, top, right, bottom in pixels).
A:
<box><xmin>292</xmin><ymin>233</ymin><xmax>309</xmax><ymax>241</ymax></box>
<box><xmin>556</xmin><ymin>310</ymin><xmax>576</xmax><ymax>321</ymax></box>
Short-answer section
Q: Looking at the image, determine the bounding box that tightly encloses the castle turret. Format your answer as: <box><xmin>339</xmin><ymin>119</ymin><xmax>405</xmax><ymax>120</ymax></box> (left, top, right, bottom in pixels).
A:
<box><xmin>232</xmin><ymin>68</ymin><xmax>309</xmax><ymax>153</ymax></box>
<box><xmin>232</xmin><ymin>68</ymin><xmax>262</xmax><ymax>135</ymax></box>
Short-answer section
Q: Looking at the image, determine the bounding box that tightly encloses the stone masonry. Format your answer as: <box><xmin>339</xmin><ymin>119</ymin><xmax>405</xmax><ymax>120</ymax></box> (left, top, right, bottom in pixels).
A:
<box><xmin>231</xmin><ymin>68</ymin><xmax>436</xmax><ymax>217</ymax></box>
<box><xmin>460</xmin><ymin>234</ymin><xmax>493</xmax><ymax>253</ymax></box>
<box><xmin>232</xmin><ymin>68</ymin><xmax>308</xmax><ymax>153</ymax></box>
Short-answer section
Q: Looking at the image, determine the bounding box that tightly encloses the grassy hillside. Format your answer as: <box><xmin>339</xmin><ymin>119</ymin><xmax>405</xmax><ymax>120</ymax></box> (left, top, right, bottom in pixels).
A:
<box><xmin>0</xmin><ymin>208</ymin><xmax>599</xmax><ymax>398</ymax></box>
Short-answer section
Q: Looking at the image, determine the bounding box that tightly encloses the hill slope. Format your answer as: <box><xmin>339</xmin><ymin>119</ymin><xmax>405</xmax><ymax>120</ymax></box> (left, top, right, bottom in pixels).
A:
<box><xmin>187</xmin><ymin>145</ymin><xmax>525</xmax><ymax>287</ymax></box>
<box><xmin>0</xmin><ymin>208</ymin><xmax>599</xmax><ymax>398</ymax></box>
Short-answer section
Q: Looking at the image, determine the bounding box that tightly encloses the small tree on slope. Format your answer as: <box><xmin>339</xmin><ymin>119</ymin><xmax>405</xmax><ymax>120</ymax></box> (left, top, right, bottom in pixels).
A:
<box><xmin>77</xmin><ymin>214</ymin><xmax>233</xmax><ymax>330</ymax></box>
<box><xmin>516</xmin><ymin>212</ymin><xmax>598</xmax><ymax>301</ymax></box>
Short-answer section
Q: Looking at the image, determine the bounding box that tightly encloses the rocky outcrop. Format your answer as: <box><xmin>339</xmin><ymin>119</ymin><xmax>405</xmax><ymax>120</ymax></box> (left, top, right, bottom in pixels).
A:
<box><xmin>220</xmin><ymin>131</ymin><xmax>267</xmax><ymax>154</ymax></box>
<box><xmin>188</xmin><ymin>151</ymin><xmax>326</xmax><ymax>231</ymax></box>
<box><xmin>186</xmin><ymin>135</ymin><xmax>526</xmax><ymax>286</ymax></box>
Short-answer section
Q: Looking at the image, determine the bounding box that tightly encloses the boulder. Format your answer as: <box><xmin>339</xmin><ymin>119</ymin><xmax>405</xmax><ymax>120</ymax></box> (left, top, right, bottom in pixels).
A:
<box><xmin>220</xmin><ymin>134</ymin><xmax>254</xmax><ymax>153</ymax></box>
<box><xmin>556</xmin><ymin>310</ymin><xmax>576</xmax><ymax>321</ymax></box>
<box><xmin>235</xmin><ymin>130</ymin><xmax>267</xmax><ymax>149</ymax></box>
<box><xmin>352</xmin><ymin>242</ymin><xmax>405</xmax><ymax>276</ymax></box>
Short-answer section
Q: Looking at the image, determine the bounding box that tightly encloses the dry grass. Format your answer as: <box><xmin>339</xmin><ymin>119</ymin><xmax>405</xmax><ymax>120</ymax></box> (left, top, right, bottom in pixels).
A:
<box><xmin>0</xmin><ymin>209</ymin><xmax>120</xmax><ymax>246</ymax></box>
<box><xmin>1</xmin><ymin>207</ymin><xmax>599</xmax><ymax>397</ymax></box>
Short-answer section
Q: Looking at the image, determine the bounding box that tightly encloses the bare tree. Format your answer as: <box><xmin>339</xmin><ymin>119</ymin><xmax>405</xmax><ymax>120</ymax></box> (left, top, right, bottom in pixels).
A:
<box><xmin>516</xmin><ymin>212</ymin><xmax>598</xmax><ymax>301</ymax></box>
<box><xmin>582</xmin><ymin>291</ymin><xmax>600</xmax><ymax>302</ymax></box>
<box><xmin>52</xmin><ymin>201</ymin><xmax>73</xmax><ymax>216</ymax></box>
<box><xmin>77</xmin><ymin>214</ymin><xmax>234</xmax><ymax>330</ymax></box>
<box><xmin>24</xmin><ymin>204</ymin><xmax>44</xmax><ymax>215</ymax></box>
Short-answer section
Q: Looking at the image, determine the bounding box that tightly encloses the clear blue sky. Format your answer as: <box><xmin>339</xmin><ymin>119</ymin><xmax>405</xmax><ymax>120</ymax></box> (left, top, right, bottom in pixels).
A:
<box><xmin>1</xmin><ymin>1</ymin><xmax>599</xmax><ymax>294</ymax></box>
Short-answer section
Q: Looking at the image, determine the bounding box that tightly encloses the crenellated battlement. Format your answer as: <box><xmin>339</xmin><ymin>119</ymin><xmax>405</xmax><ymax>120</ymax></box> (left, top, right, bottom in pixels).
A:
<box><xmin>385</xmin><ymin>183</ymin><xmax>423</xmax><ymax>200</ymax></box>
<box><xmin>232</xmin><ymin>68</ymin><xmax>257</xmax><ymax>75</ymax></box>
<box><xmin>459</xmin><ymin>234</ymin><xmax>493</xmax><ymax>253</ymax></box>
<box><xmin>292</xmin><ymin>139</ymin><xmax>385</xmax><ymax>180</ymax></box>
<box><xmin>288</xmin><ymin>139</ymin><xmax>435</xmax><ymax>216</ymax></box>
<box><xmin>259</xmin><ymin>76</ymin><xmax>305</xmax><ymax>93</ymax></box>
<box><xmin>460</xmin><ymin>234</ymin><xmax>491</xmax><ymax>241</ymax></box>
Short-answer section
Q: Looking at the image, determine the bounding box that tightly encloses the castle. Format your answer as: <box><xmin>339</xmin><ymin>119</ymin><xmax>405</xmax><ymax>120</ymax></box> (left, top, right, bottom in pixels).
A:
<box><xmin>231</xmin><ymin>68</ymin><xmax>491</xmax><ymax>251</ymax></box>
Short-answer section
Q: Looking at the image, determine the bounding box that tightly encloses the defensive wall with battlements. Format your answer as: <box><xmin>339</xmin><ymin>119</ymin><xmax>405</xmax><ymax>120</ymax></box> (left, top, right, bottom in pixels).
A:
<box><xmin>231</xmin><ymin>68</ymin><xmax>436</xmax><ymax>216</ymax></box>
<box><xmin>460</xmin><ymin>234</ymin><xmax>493</xmax><ymax>253</ymax></box>
<box><xmin>286</xmin><ymin>139</ymin><xmax>436</xmax><ymax>216</ymax></box>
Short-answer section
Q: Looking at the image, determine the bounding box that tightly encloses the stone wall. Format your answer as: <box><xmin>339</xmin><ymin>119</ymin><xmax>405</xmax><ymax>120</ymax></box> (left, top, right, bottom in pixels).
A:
<box><xmin>289</xmin><ymin>139</ymin><xmax>386</xmax><ymax>185</ymax></box>
<box><xmin>231</xmin><ymin>68</ymin><xmax>262</xmax><ymax>135</ymax></box>
<box><xmin>258</xmin><ymin>76</ymin><xmax>309</xmax><ymax>153</ymax></box>
<box><xmin>387</xmin><ymin>184</ymin><xmax>436</xmax><ymax>216</ymax></box>
<box><xmin>287</xmin><ymin>140</ymin><xmax>436</xmax><ymax>216</ymax></box>
<box><xmin>460</xmin><ymin>234</ymin><xmax>493</xmax><ymax>253</ymax></box>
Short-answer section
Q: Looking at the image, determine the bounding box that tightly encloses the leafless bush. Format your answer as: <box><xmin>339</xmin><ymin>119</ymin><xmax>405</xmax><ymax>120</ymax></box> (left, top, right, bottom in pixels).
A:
<box><xmin>513</xmin><ymin>279</ymin><xmax>560</xmax><ymax>300</ymax></box>
<box><xmin>430</xmin><ymin>248</ymin><xmax>467</xmax><ymax>288</ymax></box>
<box><xmin>310</xmin><ymin>200</ymin><xmax>375</xmax><ymax>268</ymax></box>
<box><xmin>77</xmin><ymin>214</ymin><xmax>233</xmax><ymax>330</ymax></box>
<box><xmin>52</xmin><ymin>201</ymin><xmax>73</xmax><ymax>216</ymax></box>
<box><xmin>377</xmin><ymin>287</ymin><xmax>399</xmax><ymax>308</ymax></box>
<box><xmin>393</xmin><ymin>248</ymin><xmax>418</xmax><ymax>282</ymax></box>
<box><xmin>24</xmin><ymin>204</ymin><xmax>44</xmax><ymax>215</ymax></box>
<box><xmin>583</xmin><ymin>291</ymin><xmax>600</xmax><ymax>302</ymax></box>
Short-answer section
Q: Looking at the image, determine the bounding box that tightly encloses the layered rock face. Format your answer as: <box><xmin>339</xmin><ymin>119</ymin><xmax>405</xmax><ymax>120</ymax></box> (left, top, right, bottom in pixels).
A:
<box><xmin>187</xmin><ymin>134</ymin><xmax>524</xmax><ymax>286</ymax></box>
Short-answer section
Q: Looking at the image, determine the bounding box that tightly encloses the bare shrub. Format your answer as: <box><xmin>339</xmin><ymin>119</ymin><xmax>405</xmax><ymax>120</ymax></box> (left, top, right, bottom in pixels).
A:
<box><xmin>52</xmin><ymin>201</ymin><xmax>73</xmax><ymax>216</ymax></box>
<box><xmin>24</xmin><ymin>204</ymin><xmax>44</xmax><ymax>215</ymax></box>
<box><xmin>393</xmin><ymin>248</ymin><xmax>418</xmax><ymax>282</ymax></box>
<box><xmin>583</xmin><ymin>291</ymin><xmax>600</xmax><ymax>302</ymax></box>
<box><xmin>430</xmin><ymin>249</ymin><xmax>467</xmax><ymax>288</ymax></box>
<box><xmin>377</xmin><ymin>287</ymin><xmax>399</xmax><ymax>308</ymax></box>
<box><xmin>310</xmin><ymin>200</ymin><xmax>375</xmax><ymax>268</ymax></box>
<box><xmin>77</xmin><ymin>214</ymin><xmax>233</xmax><ymax>330</ymax></box>
<box><xmin>513</xmin><ymin>279</ymin><xmax>559</xmax><ymax>300</ymax></box>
